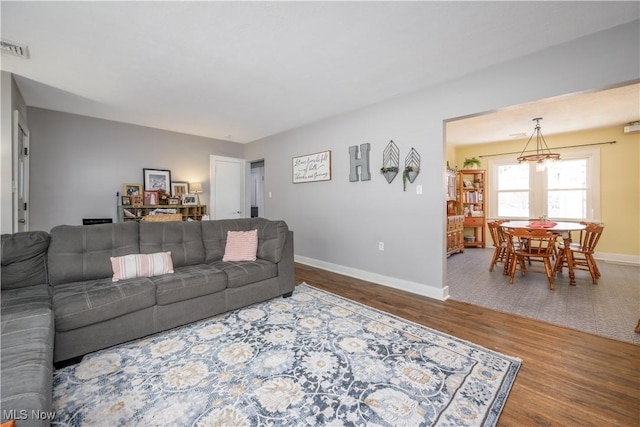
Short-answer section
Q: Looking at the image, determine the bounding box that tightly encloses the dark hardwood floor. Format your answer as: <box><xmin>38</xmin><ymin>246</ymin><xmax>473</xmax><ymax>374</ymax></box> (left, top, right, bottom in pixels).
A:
<box><xmin>295</xmin><ymin>263</ymin><xmax>640</xmax><ymax>427</ymax></box>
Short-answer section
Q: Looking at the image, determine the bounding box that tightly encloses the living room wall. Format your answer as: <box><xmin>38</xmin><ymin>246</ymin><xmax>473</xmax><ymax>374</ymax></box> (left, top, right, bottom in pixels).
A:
<box><xmin>452</xmin><ymin>125</ymin><xmax>640</xmax><ymax>261</ymax></box>
<box><xmin>244</xmin><ymin>21</ymin><xmax>639</xmax><ymax>299</ymax></box>
<box><xmin>27</xmin><ymin>108</ymin><xmax>243</xmax><ymax>231</ymax></box>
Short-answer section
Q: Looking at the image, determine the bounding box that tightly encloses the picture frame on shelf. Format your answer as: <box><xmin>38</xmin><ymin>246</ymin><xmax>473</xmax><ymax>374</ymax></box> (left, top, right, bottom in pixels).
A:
<box><xmin>143</xmin><ymin>168</ymin><xmax>171</xmax><ymax>192</ymax></box>
<box><xmin>131</xmin><ymin>194</ymin><xmax>143</xmax><ymax>206</ymax></box>
<box><xmin>121</xmin><ymin>196</ymin><xmax>131</xmax><ymax>206</ymax></box>
<box><xmin>171</xmin><ymin>181</ymin><xmax>189</xmax><ymax>198</ymax></box>
<box><xmin>123</xmin><ymin>183</ymin><xmax>142</xmax><ymax>196</ymax></box>
<box><xmin>182</xmin><ymin>194</ymin><xmax>198</xmax><ymax>206</ymax></box>
<box><xmin>143</xmin><ymin>190</ymin><xmax>158</xmax><ymax>205</ymax></box>
<box><xmin>168</xmin><ymin>197</ymin><xmax>181</xmax><ymax>205</ymax></box>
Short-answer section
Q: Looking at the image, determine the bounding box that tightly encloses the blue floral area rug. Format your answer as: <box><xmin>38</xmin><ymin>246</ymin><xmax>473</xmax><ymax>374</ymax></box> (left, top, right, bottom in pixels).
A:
<box><xmin>52</xmin><ymin>283</ymin><xmax>521</xmax><ymax>426</ymax></box>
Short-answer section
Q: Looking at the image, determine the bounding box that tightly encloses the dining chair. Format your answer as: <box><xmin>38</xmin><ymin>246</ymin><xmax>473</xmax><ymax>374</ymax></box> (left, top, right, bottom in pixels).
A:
<box><xmin>488</xmin><ymin>220</ymin><xmax>509</xmax><ymax>272</ymax></box>
<box><xmin>507</xmin><ymin>228</ymin><xmax>558</xmax><ymax>290</ymax></box>
<box><xmin>554</xmin><ymin>222</ymin><xmax>604</xmax><ymax>284</ymax></box>
<box><xmin>527</xmin><ymin>218</ymin><xmax>560</xmax><ymax>260</ymax></box>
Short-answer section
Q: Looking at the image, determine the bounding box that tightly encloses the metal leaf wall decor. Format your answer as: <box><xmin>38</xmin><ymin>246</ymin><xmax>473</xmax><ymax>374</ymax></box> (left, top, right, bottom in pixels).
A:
<box><xmin>380</xmin><ymin>140</ymin><xmax>400</xmax><ymax>184</ymax></box>
<box><xmin>403</xmin><ymin>147</ymin><xmax>421</xmax><ymax>191</ymax></box>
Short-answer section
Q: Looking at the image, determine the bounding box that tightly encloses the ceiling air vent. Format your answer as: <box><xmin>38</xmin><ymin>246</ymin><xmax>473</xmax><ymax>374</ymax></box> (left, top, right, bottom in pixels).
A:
<box><xmin>0</xmin><ymin>39</ymin><xmax>30</xmax><ymax>59</ymax></box>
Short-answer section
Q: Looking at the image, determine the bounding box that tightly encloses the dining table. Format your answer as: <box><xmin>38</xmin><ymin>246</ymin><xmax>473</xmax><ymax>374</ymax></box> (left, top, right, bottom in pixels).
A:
<box><xmin>500</xmin><ymin>220</ymin><xmax>587</xmax><ymax>285</ymax></box>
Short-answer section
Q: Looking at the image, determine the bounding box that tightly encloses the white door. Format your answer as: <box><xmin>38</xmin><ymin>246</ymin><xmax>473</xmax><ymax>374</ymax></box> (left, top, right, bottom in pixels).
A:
<box><xmin>210</xmin><ymin>155</ymin><xmax>246</xmax><ymax>219</ymax></box>
<box><xmin>14</xmin><ymin>111</ymin><xmax>29</xmax><ymax>232</ymax></box>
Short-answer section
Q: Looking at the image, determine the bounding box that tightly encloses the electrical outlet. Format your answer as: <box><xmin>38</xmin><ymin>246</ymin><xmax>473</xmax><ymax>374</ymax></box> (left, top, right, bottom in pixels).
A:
<box><xmin>416</xmin><ymin>185</ymin><xmax>423</xmax><ymax>195</ymax></box>
<box><xmin>268</xmin><ymin>192</ymin><xmax>272</xmax><ymax>198</ymax></box>
<box><xmin>378</xmin><ymin>242</ymin><xmax>384</xmax><ymax>251</ymax></box>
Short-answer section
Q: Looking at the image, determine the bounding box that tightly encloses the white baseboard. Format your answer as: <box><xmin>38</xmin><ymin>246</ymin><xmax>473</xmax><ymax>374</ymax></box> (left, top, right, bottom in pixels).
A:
<box><xmin>295</xmin><ymin>255</ymin><xmax>449</xmax><ymax>301</ymax></box>
<box><xmin>595</xmin><ymin>252</ymin><xmax>640</xmax><ymax>266</ymax></box>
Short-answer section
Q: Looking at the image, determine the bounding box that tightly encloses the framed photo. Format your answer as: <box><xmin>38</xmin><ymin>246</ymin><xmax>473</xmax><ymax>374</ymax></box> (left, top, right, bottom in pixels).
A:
<box><xmin>143</xmin><ymin>168</ymin><xmax>171</xmax><ymax>192</ymax></box>
<box><xmin>123</xmin><ymin>183</ymin><xmax>142</xmax><ymax>196</ymax></box>
<box><xmin>292</xmin><ymin>150</ymin><xmax>332</xmax><ymax>183</ymax></box>
<box><xmin>131</xmin><ymin>194</ymin><xmax>143</xmax><ymax>206</ymax></box>
<box><xmin>171</xmin><ymin>181</ymin><xmax>189</xmax><ymax>198</ymax></box>
<box><xmin>168</xmin><ymin>197</ymin><xmax>181</xmax><ymax>205</ymax></box>
<box><xmin>121</xmin><ymin>196</ymin><xmax>131</xmax><ymax>206</ymax></box>
<box><xmin>143</xmin><ymin>190</ymin><xmax>159</xmax><ymax>205</ymax></box>
<box><xmin>182</xmin><ymin>194</ymin><xmax>198</xmax><ymax>206</ymax></box>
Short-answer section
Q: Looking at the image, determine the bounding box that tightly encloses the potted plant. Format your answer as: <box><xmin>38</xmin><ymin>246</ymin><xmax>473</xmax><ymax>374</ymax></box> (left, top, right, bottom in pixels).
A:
<box><xmin>463</xmin><ymin>157</ymin><xmax>481</xmax><ymax>169</ymax></box>
<box><xmin>403</xmin><ymin>166</ymin><xmax>420</xmax><ymax>191</ymax></box>
<box><xmin>380</xmin><ymin>166</ymin><xmax>399</xmax><ymax>173</ymax></box>
<box><xmin>380</xmin><ymin>166</ymin><xmax>399</xmax><ymax>184</ymax></box>
<box><xmin>157</xmin><ymin>189</ymin><xmax>170</xmax><ymax>205</ymax></box>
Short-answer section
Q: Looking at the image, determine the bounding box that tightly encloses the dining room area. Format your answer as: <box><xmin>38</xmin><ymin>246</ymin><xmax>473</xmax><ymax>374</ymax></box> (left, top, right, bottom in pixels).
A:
<box><xmin>444</xmin><ymin>82</ymin><xmax>639</xmax><ymax>345</ymax></box>
<box><xmin>447</xmin><ymin>220</ymin><xmax>639</xmax><ymax>345</ymax></box>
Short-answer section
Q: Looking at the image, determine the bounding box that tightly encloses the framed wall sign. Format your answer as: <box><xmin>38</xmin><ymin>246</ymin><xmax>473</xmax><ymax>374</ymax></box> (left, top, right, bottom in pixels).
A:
<box><xmin>143</xmin><ymin>168</ymin><xmax>171</xmax><ymax>192</ymax></box>
<box><xmin>292</xmin><ymin>150</ymin><xmax>332</xmax><ymax>183</ymax></box>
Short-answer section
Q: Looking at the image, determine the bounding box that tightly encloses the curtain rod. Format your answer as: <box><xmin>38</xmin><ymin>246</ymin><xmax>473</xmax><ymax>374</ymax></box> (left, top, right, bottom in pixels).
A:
<box><xmin>478</xmin><ymin>141</ymin><xmax>616</xmax><ymax>158</ymax></box>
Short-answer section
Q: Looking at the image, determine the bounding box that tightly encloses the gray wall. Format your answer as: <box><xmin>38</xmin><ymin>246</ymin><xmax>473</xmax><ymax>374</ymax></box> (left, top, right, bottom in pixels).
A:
<box><xmin>28</xmin><ymin>108</ymin><xmax>244</xmax><ymax>231</ymax></box>
<box><xmin>244</xmin><ymin>20</ymin><xmax>640</xmax><ymax>300</ymax></box>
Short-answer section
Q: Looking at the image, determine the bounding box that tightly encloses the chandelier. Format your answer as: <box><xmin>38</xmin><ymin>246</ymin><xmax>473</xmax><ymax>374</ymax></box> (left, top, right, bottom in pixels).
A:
<box><xmin>517</xmin><ymin>118</ymin><xmax>560</xmax><ymax>171</ymax></box>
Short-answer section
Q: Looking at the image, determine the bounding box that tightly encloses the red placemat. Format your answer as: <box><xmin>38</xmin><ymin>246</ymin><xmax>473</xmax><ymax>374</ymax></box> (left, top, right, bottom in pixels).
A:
<box><xmin>528</xmin><ymin>221</ymin><xmax>557</xmax><ymax>228</ymax></box>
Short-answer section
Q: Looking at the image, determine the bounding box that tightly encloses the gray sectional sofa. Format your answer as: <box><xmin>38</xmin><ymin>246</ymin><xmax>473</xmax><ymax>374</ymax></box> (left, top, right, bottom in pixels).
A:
<box><xmin>1</xmin><ymin>218</ymin><xmax>294</xmax><ymax>426</ymax></box>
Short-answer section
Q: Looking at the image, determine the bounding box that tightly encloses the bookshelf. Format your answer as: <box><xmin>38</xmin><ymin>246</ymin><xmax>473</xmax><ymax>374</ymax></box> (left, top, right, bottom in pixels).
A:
<box><xmin>458</xmin><ymin>169</ymin><xmax>486</xmax><ymax>248</ymax></box>
<box><xmin>446</xmin><ymin>165</ymin><xmax>464</xmax><ymax>256</ymax></box>
<box><xmin>120</xmin><ymin>205</ymin><xmax>207</xmax><ymax>222</ymax></box>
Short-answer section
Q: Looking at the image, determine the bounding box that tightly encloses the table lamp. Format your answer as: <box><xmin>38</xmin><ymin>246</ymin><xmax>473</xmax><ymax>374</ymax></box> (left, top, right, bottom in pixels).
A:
<box><xmin>190</xmin><ymin>182</ymin><xmax>203</xmax><ymax>205</ymax></box>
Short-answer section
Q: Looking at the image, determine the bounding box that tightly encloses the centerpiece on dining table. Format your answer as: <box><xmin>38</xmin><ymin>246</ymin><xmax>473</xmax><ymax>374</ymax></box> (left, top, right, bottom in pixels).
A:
<box><xmin>528</xmin><ymin>215</ymin><xmax>557</xmax><ymax>228</ymax></box>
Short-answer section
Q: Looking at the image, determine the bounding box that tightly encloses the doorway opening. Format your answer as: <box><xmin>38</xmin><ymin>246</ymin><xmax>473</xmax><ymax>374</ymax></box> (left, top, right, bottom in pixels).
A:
<box><xmin>250</xmin><ymin>160</ymin><xmax>265</xmax><ymax>218</ymax></box>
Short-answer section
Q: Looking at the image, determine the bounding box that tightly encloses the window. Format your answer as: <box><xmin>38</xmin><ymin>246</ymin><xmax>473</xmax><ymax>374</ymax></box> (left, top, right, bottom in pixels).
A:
<box><xmin>489</xmin><ymin>149</ymin><xmax>600</xmax><ymax>221</ymax></box>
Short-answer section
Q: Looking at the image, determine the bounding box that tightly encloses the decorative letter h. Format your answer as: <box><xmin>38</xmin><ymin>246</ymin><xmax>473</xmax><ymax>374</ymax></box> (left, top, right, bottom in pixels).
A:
<box><xmin>349</xmin><ymin>143</ymin><xmax>371</xmax><ymax>182</ymax></box>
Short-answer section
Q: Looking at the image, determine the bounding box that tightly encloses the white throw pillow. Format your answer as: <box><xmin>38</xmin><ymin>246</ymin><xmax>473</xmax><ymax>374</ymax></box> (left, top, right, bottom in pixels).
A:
<box><xmin>111</xmin><ymin>251</ymin><xmax>174</xmax><ymax>282</ymax></box>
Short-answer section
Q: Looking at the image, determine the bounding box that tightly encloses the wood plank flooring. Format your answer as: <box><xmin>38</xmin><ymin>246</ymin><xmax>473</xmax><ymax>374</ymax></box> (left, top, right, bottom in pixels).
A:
<box><xmin>295</xmin><ymin>263</ymin><xmax>640</xmax><ymax>427</ymax></box>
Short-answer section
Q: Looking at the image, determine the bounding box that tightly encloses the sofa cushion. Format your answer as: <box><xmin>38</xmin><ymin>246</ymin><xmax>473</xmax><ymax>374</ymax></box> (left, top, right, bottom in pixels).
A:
<box><xmin>150</xmin><ymin>264</ymin><xmax>227</xmax><ymax>305</ymax></box>
<box><xmin>111</xmin><ymin>251</ymin><xmax>174</xmax><ymax>282</ymax></box>
<box><xmin>210</xmin><ymin>259</ymin><xmax>278</xmax><ymax>288</ymax></box>
<box><xmin>202</xmin><ymin>218</ymin><xmax>289</xmax><ymax>263</ymax></box>
<box><xmin>253</xmin><ymin>218</ymin><xmax>289</xmax><ymax>263</ymax></box>
<box><xmin>1</xmin><ymin>284</ymin><xmax>54</xmax><ymax>426</ymax></box>
<box><xmin>223</xmin><ymin>230</ymin><xmax>258</xmax><ymax>262</ymax></box>
<box><xmin>1</xmin><ymin>231</ymin><xmax>49</xmax><ymax>290</ymax></box>
<box><xmin>139</xmin><ymin>222</ymin><xmax>204</xmax><ymax>268</ymax></box>
<box><xmin>51</xmin><ymin>277</ymin><xmax>155</xmax><ymax>332</ymax></box>
<box><xmin>1</xmin><ymin>284</ymin><xmax>51</xmax><ymax>319</ymax></box>
<box><xmin>48</xmin><ymin>222</ymin><xmax>140</xmax><ymax>286</ymax></box>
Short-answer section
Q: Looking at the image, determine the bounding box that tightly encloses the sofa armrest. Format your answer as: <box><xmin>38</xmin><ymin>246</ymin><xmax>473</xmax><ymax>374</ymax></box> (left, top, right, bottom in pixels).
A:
<box><xmin>1</xmin><ymin>231</ymin><xmax>50</xmax><ymax>290</ymax></box>
<box><xmin>277</xmin><ymin>230</ymin><xmax>295</xmax><ymax>296</ymax></box>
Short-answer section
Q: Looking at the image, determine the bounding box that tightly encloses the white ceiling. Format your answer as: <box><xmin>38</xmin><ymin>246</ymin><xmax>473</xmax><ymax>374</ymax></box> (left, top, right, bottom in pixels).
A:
<box><xmin>1</xmin><ymin>1</ymin><xmax>638</xmax><ymax>144</ymax></box>
<box><xmin>447</xmin><ymin>82</ymin><xmax>640</xmax><ymax>146</ymax></box>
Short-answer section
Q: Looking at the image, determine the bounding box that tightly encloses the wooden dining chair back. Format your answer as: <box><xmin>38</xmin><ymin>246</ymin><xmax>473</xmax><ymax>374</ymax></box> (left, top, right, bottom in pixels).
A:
<box><xmin>554</xmin><ymin>222</ymin><xmax>604</xmax><ymax>284</ymax></box>
<box><xmin>488</xmin><ymin>220</ymin><xmax>509</xmax><ymax>272</ymax></box>
<box><xmin>507</xmin><ymin>228</ymin><xmax>558</xmax><ymax>290</ymax></box>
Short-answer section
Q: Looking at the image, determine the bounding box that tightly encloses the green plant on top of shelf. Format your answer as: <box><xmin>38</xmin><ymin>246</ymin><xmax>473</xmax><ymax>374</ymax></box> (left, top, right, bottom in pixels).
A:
<box><xmin>463</xmin><ymin>157</ymin><xmax>481</xmax><ymax>169</ymax></box>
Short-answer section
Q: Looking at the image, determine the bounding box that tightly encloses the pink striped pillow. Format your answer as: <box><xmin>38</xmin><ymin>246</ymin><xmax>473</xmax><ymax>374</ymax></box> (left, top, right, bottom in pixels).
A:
<box><xmin>110</xmin><ymin>251</ymin><xmax>174</xmax><ymax>282</ymax></box>
<box><xmin>222</xmin><ymin>229</ymin><xmax>258</xmax><ymax>262</ymax></box>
